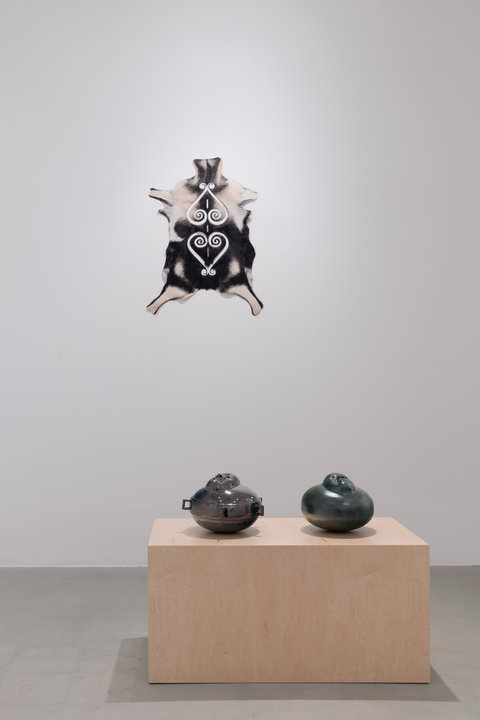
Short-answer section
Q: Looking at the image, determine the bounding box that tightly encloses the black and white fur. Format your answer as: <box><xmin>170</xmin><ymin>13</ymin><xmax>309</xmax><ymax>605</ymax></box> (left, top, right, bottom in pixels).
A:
<box><xmin>147</xmin><ymin>157</ymin><xmax>263</xmax><ymax>315</ymax></box>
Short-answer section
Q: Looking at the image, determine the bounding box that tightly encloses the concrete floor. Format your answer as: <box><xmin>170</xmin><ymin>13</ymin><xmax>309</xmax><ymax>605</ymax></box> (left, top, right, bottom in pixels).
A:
<box><xmin>0</xmin><ymin>567</ymin><xmax>478</xmax><ymax>720</ymax></box>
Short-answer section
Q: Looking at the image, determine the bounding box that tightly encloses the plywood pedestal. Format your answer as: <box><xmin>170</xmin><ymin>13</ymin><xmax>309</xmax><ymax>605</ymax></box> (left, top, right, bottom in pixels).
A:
<box><xmin>148</xmin><ymin>517</ymin><xmax>429</xmax><ymax>683</ymax></box>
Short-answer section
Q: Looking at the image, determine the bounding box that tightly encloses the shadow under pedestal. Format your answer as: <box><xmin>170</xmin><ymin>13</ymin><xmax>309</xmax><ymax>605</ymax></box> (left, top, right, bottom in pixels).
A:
<box><xmin>106</xmin><ymin>637</ymin><xmax>458</xmax><ymax>703</ymax></box>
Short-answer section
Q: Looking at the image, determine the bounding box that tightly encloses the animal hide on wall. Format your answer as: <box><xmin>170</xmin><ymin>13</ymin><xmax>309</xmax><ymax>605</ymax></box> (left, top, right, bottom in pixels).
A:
<box><xmin>147</xmin><ymin>157</ymin><xmax>263</xmax><ymax>316</ymax></box>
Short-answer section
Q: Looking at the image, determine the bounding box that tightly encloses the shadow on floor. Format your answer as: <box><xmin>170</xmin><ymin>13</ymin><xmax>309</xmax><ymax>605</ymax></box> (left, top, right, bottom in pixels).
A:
<box><xmin>106</xmin><ymin>638</ymin><xmax>458</xmax><ymax>703</ymax></box>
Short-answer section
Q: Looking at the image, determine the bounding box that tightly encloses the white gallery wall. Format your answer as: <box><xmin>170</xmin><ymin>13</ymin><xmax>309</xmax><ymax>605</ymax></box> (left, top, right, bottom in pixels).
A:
<box><xmin>1</xmin><ymin>0</ymin><xmax>479</xmax><ymax>565</ymax></box>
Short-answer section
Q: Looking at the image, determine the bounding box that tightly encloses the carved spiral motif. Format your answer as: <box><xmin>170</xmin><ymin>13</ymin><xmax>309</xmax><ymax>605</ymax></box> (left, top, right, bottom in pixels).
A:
<box><xmin>186</xmin><ymin>183</ymin><xmax>228</xmax><ymax>227</ymax></box>
<box><xmin>187</xmin><ymin>231</ymin><xmax>229</xmax><ymax>276</ymax></box>
<box><xmin>190</xmin><ymin>232</ymin><xmax>208</xmax><ymax>249</ymax></box>
<box><xmin>208</xmin><ymin>208</ymin><xmax>224</xmax><ymax>223</ymax></box>
<box><xmin>189</xmin><ymin>207</ymin><xmax>207</xmax><ymax>224</ymax></box>
<box><xmin>186</xmin><ymin>182</ymin><xmax>229</xmax><ymax>274</ymax></box>
<box><xmin>209</xmin><ymin>232</ymin><xmax>224</xmax><ymax>247</ymax></box>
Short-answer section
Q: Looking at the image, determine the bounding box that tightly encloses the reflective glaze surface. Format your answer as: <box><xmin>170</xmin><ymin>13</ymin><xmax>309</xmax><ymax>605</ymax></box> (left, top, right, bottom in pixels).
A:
<box><xmin>301</xmin><ymin>473</ymin><xmax>374</xmax><ymax>532</ymax></box>
<box><xmin>182</xmin><ymin>473</ymin><xmax>264</xmax><ymax>533</ymax></box>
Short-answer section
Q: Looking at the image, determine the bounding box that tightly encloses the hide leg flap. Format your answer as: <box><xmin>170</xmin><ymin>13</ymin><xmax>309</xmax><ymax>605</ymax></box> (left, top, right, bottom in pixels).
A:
<box><xmin>224</xmin><ymin>281</ymin><xmax>263</xmax><ymax>316</ymax></box>
<box><xmin>147</xmin><ymin>284</ymin><xmax>196</xmax><ymax>314</ymax></box>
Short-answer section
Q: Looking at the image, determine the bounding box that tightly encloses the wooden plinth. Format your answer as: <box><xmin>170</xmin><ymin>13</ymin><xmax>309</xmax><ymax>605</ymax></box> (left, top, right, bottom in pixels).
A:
<box><xmin>148</xmin><ymin>517</ymin><xmax>429</xmax><ymax>683</ymax></box>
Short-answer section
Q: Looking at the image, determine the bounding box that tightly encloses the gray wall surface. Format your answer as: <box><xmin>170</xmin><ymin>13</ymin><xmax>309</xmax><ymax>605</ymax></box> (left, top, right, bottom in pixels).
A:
<box><xmin>1</xmin><ymin>0</ymin><xmax>479</xmax><ymax>565</ymax></box>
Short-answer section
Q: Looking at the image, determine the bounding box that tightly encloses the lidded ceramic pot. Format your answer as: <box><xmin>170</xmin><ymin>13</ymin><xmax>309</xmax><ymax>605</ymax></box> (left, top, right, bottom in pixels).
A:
<box><xmin>182</xmin><ymin>473</ymin><xmax>264</xmax><ymax>533</ymax></box>
<box><xmin>301</xmin><ymin>473</ymin><xmax>374</xmax><ymax>532</ymax></box>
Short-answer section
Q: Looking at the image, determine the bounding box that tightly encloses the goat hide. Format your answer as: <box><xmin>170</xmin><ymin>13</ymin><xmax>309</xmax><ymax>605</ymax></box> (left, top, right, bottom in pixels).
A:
<box><xmin>147</xmin><ymin>157</ymin><xmax>263</xmax><ymax>316</ymax></box>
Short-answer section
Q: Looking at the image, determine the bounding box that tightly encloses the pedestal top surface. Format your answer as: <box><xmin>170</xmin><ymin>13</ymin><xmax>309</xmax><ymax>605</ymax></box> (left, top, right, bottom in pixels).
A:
<box><xmin>148</xmin><ymin>517</ymin><xmax>428</xmax><ymax>548</ymax></box>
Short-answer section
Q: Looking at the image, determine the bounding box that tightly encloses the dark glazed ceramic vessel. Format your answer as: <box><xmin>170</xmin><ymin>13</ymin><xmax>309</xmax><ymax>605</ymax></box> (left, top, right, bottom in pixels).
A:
<box><xmin>301</xmin><ymin>473</ymin><xmax>374</xmax><ymax>532</ymax></box>
<box><xmin>182</xmin><ymin>473</ymin><xmax>264</xmax><ymax>533</ymax></box>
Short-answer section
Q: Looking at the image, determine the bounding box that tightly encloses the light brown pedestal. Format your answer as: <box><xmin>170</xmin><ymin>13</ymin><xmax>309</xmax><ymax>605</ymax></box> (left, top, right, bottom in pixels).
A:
<box><xmin>148</xmin><ymin>517</ymin><xmax>430</xmax><ymax>683</ymax></box>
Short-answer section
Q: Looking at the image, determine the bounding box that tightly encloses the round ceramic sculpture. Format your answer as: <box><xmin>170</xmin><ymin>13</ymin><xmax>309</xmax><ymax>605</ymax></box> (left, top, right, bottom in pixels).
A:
<box><xmin>301</xmin><ymin>473</ymin><xmax>374</xmax><ymax>532</ymax></box>
<box><xmin>182</xmin><ymin>473</ymin><xmax>264</xmax><ymax>533</ymax></box>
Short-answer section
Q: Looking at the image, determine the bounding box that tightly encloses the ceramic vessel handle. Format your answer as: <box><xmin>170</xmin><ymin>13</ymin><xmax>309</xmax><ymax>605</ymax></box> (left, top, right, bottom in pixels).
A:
<box><xmin>182</xmin><ymin>499</ymin><xmax>192</xmax><ymax>510</ymax></box>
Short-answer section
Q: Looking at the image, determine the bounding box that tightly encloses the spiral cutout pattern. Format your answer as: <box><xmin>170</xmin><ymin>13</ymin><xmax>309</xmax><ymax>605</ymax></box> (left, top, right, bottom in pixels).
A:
<box><xmin>186</xmin><ymin>183</ymin><xmax>228</xmax><ymax>227</ymax></box>
<box><xmin>187</xmin><ymin>231</ymin><xmax>229</xmax><ymax>276</ymax></box>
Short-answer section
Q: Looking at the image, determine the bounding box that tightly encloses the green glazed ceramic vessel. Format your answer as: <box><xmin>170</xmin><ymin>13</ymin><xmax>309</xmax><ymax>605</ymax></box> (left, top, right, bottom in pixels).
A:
<box><xmin>301</xmin><ymin>473</ymin><xmax>374</xmax><ymax>532</ymax></box>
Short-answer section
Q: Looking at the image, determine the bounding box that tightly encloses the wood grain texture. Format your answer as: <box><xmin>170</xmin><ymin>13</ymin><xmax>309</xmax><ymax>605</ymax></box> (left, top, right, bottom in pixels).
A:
<box><xmin>148</xmin><ymin>518</ymin><xmax>430</xmax><ymax>683</ymax></box>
